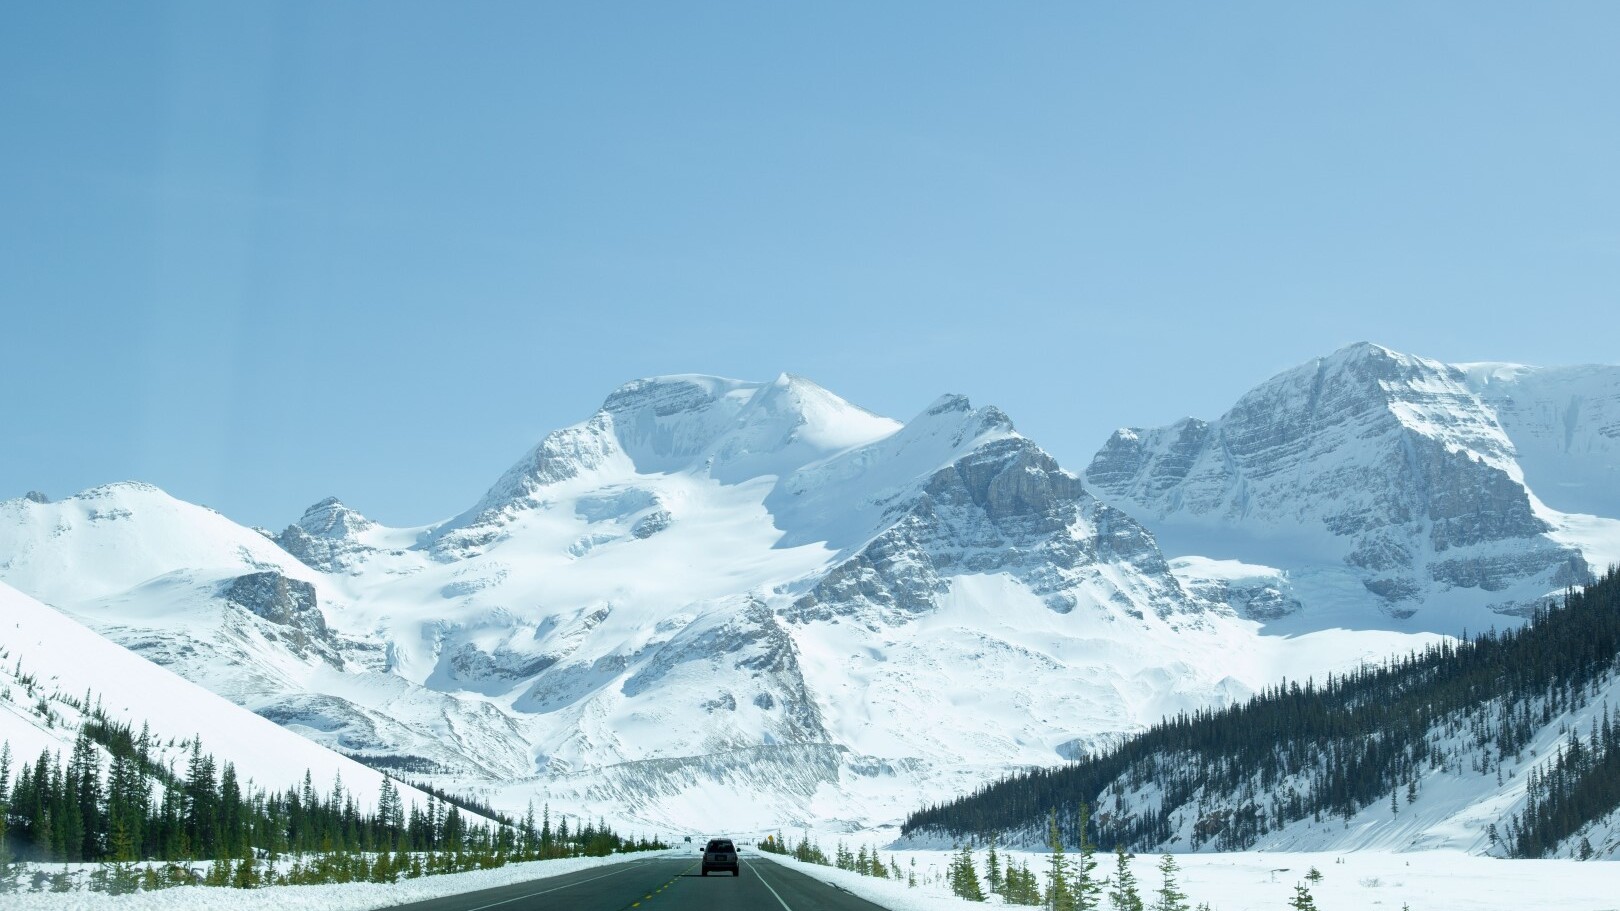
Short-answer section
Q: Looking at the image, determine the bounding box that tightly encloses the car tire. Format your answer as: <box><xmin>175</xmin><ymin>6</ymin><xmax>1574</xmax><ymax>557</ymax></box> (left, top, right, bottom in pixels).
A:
<box><xmin>732</xmin><ymin>869</ymin><xmax>739</xmax><ymax>877</ymax></box>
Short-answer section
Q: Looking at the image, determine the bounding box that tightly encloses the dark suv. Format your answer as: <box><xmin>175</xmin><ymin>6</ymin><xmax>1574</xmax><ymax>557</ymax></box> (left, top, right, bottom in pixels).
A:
<box><xmin>701</xmin><ymin>837</ymin><xmax>739</xmax><ymax>876</ymax></box>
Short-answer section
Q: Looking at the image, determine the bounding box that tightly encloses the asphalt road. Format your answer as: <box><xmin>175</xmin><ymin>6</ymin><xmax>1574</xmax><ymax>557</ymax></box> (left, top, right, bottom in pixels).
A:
<box><xmin>378</xmin><ymin>851</ymin><xmax>896</xmax><ymax>911</ymax></box>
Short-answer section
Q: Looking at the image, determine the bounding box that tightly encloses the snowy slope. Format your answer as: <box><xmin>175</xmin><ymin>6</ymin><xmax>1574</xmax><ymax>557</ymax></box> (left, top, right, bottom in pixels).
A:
<box><xmin>1460</xmin><ymin>362</ymin><xmax>1620</xmax><ymax>521</ymax></box>
<box><xmin>1086</xmin><ymin>342</ymin><xmax>1601</xmax><ymax>631</ymax></box>
<box><xmin>0</xmin><ymin>484</ymin><xmax>537</xmax><ymax>780</ymax></box>
<box><xmin>0</xmin><ymin>582</ymin><xmax>434</xmax><ymax>813</ymax></box>
<box><xmin>1460</xmin><ymin>361</ymin><xmax>1620</xmax><ymax>574</ymax></box>
<box><xmin>1015</xmin><ymin>660</ymin><xmax>1620</xmax><ymax>862</ymax></box>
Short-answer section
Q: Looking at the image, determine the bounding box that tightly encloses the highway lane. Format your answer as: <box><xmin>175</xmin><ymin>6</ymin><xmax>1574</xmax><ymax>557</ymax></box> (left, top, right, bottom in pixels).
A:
<box><xmin>378</xmin><ymin>851</ymin><xmax>895</xmax><ymax>911</ymax></box>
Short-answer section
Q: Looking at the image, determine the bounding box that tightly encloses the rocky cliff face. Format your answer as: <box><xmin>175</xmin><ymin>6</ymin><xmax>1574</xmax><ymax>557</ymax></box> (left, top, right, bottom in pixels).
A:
<box><xmin>1087</xmin><ymin>343</ymin><xmax>1594</xmax><ymax>623</ymax></box>
<box><xmin>790</xmin><ymin>402</ymin><xmax>1188</xmax><ymax>626</ymax></box>
<box><xmin>276</xmin><ymin>497</ymin><xmax>381</xmax><ymax>572</ymax></box>
<box><xmin>220</xmin><ymin>570</ymin><xmax>337</xmax><ymax>658</ymax></box>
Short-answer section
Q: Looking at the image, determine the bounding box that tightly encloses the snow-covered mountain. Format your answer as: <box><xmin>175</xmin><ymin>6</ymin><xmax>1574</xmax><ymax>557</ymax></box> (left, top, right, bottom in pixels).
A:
<box><xmin>0</xmin><ymin>581</ymin><xmax>435</xmax><ymax>815</ymax></box>
<box><xmin>1086</xmin><ymin>343</ymin><xmax>1620</xmax><ymax>631</ymax></box>
<box><xmin>0</xmin><ymin>374</ymin><xmax>1441</xmax><ymax>832</ymax></box>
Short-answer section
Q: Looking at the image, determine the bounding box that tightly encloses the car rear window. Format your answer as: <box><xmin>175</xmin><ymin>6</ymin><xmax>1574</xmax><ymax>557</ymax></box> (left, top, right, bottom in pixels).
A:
<box><xmin>709</xmin><ymin>840</ymin><xmax>734</xmax><ymax>850</ymax></box>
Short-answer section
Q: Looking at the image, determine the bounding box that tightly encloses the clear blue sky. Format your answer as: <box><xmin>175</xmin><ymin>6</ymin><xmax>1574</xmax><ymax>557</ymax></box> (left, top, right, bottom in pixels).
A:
<box><xmin>3</xmin><ymin>2</ymin><xmax>1617</xmax><ymax>528</ymax></box>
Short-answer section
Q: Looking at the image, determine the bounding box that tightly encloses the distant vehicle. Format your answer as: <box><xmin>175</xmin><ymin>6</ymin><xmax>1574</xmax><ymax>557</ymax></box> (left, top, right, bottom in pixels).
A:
<box><xmin>702</xmin><ymin>837</ymin><xmax>740</xmax><ymax>876</ymax></box>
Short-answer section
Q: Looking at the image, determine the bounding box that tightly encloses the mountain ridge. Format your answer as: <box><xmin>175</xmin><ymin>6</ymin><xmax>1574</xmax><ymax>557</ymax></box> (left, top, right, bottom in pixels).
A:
<box><xmin>5</xmin><ymin>354</ymin><xmax>1617</xmax><ymax>836</ymax></box>
<box><xmin>1085</xmin><ymin>341</ymin><xmax>1613</xmax><ymax>630</ymax></box>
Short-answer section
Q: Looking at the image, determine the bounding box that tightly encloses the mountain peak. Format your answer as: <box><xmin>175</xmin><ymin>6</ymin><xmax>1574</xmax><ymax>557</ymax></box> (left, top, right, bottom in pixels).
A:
<box><xmin>1328</xmin><ymin>340</ymin><xmax>1398</xmax><ymax>359</ymax></box>
<box><xmin>1310</xmin><ymin>341</ymin><xmax>1440</xmax><ymax>380</ymax></box>
<box><xmin>451</xmin><ymin>373</ymin><xmax>901</xmax><ymax>535</ymax></box>
<box><xmin>600</xmin><ymin>374</ymin><xmax>754</xmax><ymax>416</ymax></box>
<box><xmin>1086</xmin><ymin>343</ymin><xmax>1585</xmax><ymax>626</ymax></box>
<box><xmin>296</xmin><ymin>497</ymin><xmax>374</xmax><ymax>539</ymax></box>
<box><xmin>914</xmin><ymin>394</ymin><xmax>1016</xmax><ymax>441</ymax></box>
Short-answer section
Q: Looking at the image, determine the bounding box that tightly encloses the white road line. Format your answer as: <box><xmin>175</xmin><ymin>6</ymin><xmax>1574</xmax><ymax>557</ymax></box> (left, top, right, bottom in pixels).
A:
<box><xmin>458</xmin><ymin>857</ymin><xmax>668</xmax><ymax>911</ymax></box>
<box><xmin>743</xmin><ymin>858</ymin><xmax>796</xmax><ymax>911</ymax></box>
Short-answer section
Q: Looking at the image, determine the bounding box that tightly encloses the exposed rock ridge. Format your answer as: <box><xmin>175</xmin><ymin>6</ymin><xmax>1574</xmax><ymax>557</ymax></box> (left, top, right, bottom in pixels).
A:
<box><xmin>793</xmin><ymin>408</ymin><xmax>1193</xmax><ymax>626</ymax></box>
<box><xmin>1086</xmin><ymin>342</ymin><xmax>1592</xmax><ymax>618</ymax></box>
<box><xmin>276</xmin><ymin>497</ymin><xmax>379</xmax><ymax>571</ymax></box>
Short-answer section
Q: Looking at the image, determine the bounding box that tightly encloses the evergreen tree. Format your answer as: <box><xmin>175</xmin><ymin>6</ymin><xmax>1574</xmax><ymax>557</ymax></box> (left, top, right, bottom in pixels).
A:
<box><xmin>232</xmin><ymin>853</ymin><xmax>258</xmax><ymax>889</ymax></box>
<box><xmin>949</xmin><ymin>842</ymin><xmax>985</xmax><ymax>901</ymax></box>
<box><xmin>1288</xmin><ymin>881</ymin><xmax>1317</xmax><ymax>911</ymax></box>
<box><xmin>1151</xmin><ymin>854</ymin><xmax>1188</xmax><ymax>911</ymax></box>
<box><xmin>986</xmin><ymin>832</ymin><xmax>1003</xmax><ymax>894</ymax></box>
<box><xmin>0</xmin><ymin>741</ymin><xmax>10</xmax><ymax>876</ymax></box>
<box><xmin>1046</xmin><ymin>810</ymin><xmax>1075</xmax><ymax>911</ymax></box>
<box><xmin>1073</xmin><ymin>802</ymin><xmax>1102</xmax><ymax>910</ymax></box>
<box><xmin>1109</xmin><ymin>845</ymin><xmax>1143</xmax><ymax>911</ymax></box>
<box><xmin>1006</xmin><ymin>859</ymin><xmax>1043</xmax><ymax>906</ymax></box>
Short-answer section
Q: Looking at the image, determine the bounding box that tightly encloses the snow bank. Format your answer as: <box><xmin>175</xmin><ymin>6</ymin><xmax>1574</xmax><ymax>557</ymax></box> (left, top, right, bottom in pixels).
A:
<box><xmin>763</xmin><ymin>844</ymin><xmax>1620</xmax><ymax>911</ymax></box>
<box><xmin>2</xmin><ymin>851</ymin><xmax>668</xmax><ymax>911</ymax></box>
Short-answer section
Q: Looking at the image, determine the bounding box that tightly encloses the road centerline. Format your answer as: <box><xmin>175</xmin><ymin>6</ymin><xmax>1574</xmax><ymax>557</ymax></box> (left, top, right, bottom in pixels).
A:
<box><xmin>608</xmin><ymin>859</ymin><xmax>693</xmax><ymax>911</ymax></box>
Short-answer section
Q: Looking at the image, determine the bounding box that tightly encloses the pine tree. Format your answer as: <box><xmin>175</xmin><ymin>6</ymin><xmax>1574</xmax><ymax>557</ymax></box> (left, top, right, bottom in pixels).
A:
<box><xmin>1046</xmin><ymin>810</ymin><xmax>1076</xmax><ymax>911</ymax></box>
<box><xmin>0</xmin><ymin>742</ymin><xmax>10</xmax><ymax>878</ymax></box>
<box><xmin>232</xmin><ymin>853</ymin><xmax>258</xmax><ymax>889</ymax></box>
<box><xmin>1288</xmin><ymin>881</ymin><xmax>1318</xmax><ymax>910</ymax></box>
<box><xmin>986</xmin><ymin>832</ymin><xmax>1003</xmax><ymax>895</ymax></box>
<box><xmin>950</xmin><ymin>842</ymin><xmax>986</xmax><ymax>901</ymax></box>
<box><xmin>1109</xmin><ymin>845</ymin><xmax>1143</xmax><ymax>911</ymax></box>
<box><xmin>1011</xmin><ymin>859</ymin><xmax>1044</xmax><ymax>906</ymax></box>
<box><xmin>1073</xmin><ymin>803</ymin><xmax>1102</xmax><ymax>910</ymax></box>
<box><xmin>1151</xmin><ymin>854</ymin><xmax>1188</xmax><ymax>911</ymax></box>
<box><xmin>107</xmin><ymin>817</ymin><xmax>139</xmax><ymax>895</ymax></box>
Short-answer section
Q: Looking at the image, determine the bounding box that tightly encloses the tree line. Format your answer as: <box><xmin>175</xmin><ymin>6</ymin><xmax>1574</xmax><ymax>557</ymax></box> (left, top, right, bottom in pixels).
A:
<box><xmin>905</xmin><ymin>568</ymin><xmax>1620</xmax><ymax>859</ymax></box>
<box><xmin>0</xmin><ymin>709</ymin><xmax>664</xmax><ymax>891</ymax></box>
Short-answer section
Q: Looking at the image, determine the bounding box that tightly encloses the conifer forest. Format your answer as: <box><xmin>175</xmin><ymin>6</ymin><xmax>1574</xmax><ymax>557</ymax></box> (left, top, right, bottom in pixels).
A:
<box><xmin>905</xmin><ymin>570</ymin><xmax>1620</xmax><ymax>860</ymax></box>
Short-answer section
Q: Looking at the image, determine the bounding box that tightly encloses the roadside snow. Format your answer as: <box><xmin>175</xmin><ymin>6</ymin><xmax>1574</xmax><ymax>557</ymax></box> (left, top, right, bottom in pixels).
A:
<box><xmin>2</xmin><ymin>851</ymin><xmax>672</xmax><ymax>911</ymax></box>
<box><xmin>750</xmin><ymin>851</ymin><xmax>989</xmax><ymax>911</ymax></box>
<box><xmin>758</xmin><ymin>845</ymin><xmax>1620</xmax><ymax>911</ymax></box>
